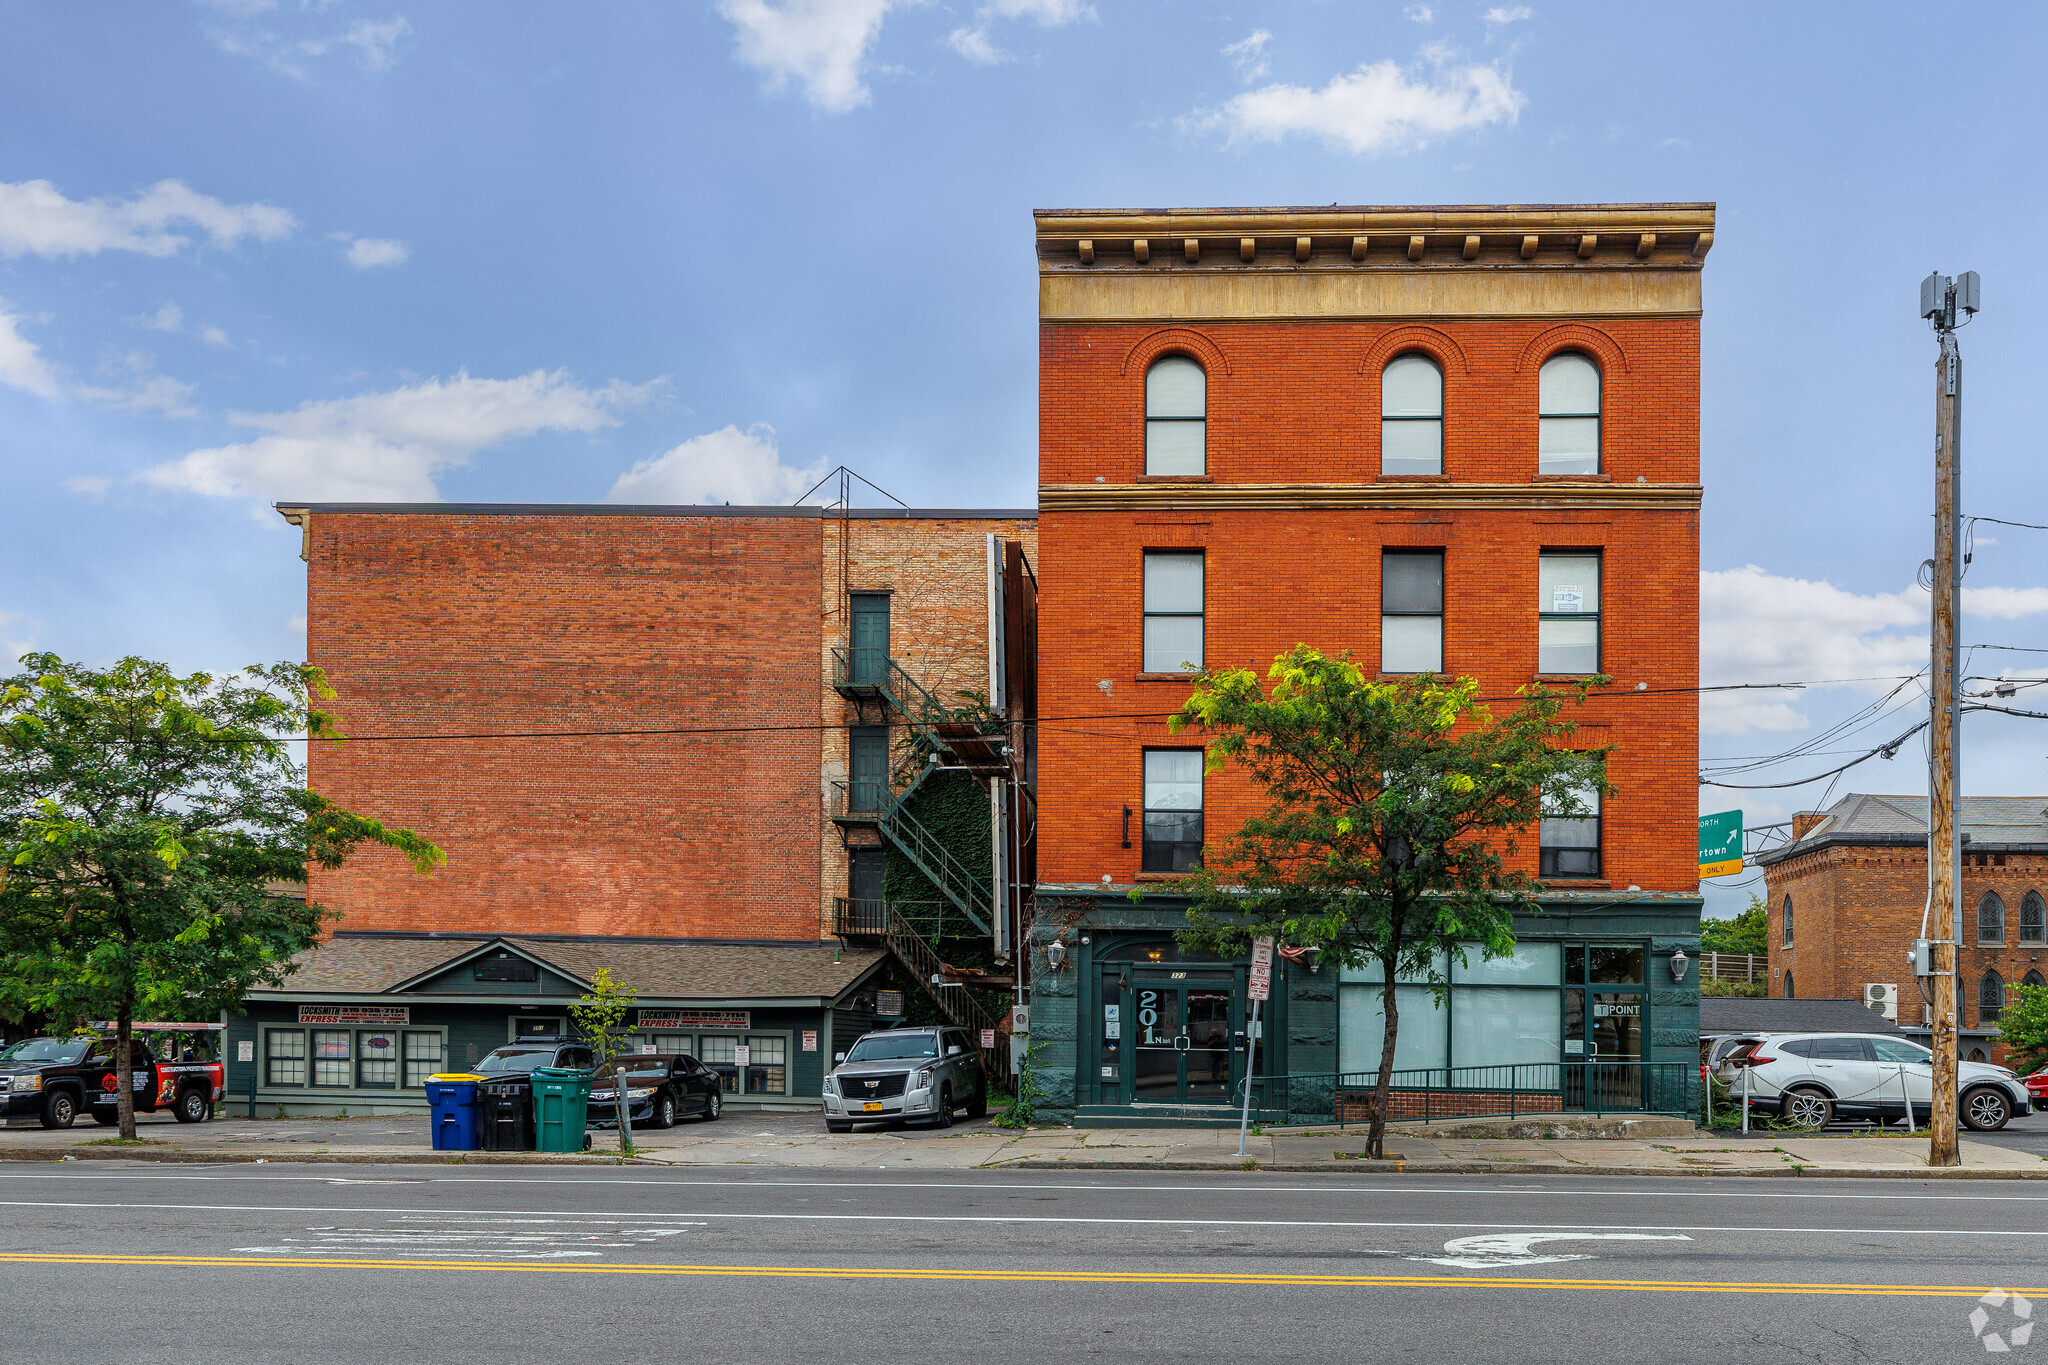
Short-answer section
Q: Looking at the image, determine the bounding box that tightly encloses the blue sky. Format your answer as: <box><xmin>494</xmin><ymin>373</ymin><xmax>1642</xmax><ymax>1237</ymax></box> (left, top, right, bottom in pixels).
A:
<box><xmin>4</xmin><ymin>1</ymin><xmax>2047</xmax><ymax>912</ymax></box>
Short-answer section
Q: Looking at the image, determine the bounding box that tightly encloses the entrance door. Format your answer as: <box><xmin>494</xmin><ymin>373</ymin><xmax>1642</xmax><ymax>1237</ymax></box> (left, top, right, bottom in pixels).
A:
<box><xmin>1130</xmin><ymin>978</ymin><xmax>1238</xmax><ymax>1104</ymax></box>
<box><xmin>849</xmin><ymin>593</ymin><xmax>890</xmax><ymax>686</ymax></box>
<box><xmin>849</xmin><ymin>727</ymin><xmax>889</xmax><ymax>813</ymax></box>
<box><xmin>1563</xmin><ymin>943</ymin><xmax>1646</xmax><ymax>1110</ymax></box>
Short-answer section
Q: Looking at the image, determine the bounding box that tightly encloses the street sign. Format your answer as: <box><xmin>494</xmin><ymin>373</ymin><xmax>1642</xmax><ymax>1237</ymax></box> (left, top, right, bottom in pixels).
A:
<box><xmin>1249</xmin><ymin>935</ymin><xmax>1274</xmax><ymax>1002</ymax></box>
<box><xmin>1699</xmin><ymin>809</ymin><xmax>1743</xmax><ymax>878</ymax></box>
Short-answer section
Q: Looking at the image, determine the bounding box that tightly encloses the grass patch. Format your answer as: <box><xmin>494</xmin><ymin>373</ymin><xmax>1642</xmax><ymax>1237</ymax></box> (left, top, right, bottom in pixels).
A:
<box><xmin>78</xmin><ymin>1137</ymin><xmax>164</xmax><ymax>1147</ymax></box>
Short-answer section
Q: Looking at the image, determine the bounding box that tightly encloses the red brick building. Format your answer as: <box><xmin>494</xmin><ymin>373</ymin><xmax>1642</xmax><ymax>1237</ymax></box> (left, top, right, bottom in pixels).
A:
<box><xmin>1025</xmin><ymin>204</ymin><xmax>1714</xmax><ymax>1123</ymax></box>
<box><xmin>1756</xmin><ymin>793</ymin><xmax>2048</xmax><ymax>1062</ymax></box>
<box><xmin>234</xmin><ymin>502</ymin><xmax>1033</xmax><ymax>1114</ymax></box>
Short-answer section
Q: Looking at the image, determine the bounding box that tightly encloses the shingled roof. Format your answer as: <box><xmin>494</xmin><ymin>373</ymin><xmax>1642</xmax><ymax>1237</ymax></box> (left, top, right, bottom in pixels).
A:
<box><xmin>1755</xmin><ymin>793</ymin><xmax>2048</xmax><ymax>865</ymax></box>
<box><xmin>1698</xmin><ymin>996</ymin><xmax>1906</xmax><ymax>1036</ymax></box>
<box><xmin>253</xmin><ymin>934</ymin><xmax>886</xmax><ymax>1003</ymax></box>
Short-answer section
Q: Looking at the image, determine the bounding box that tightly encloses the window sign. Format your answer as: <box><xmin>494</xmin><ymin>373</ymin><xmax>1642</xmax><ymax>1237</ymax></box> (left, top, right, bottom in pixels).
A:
<box><xmin>1551</xmin><ymin>585</ymin><xmax>1584</xmax><ymax>612</ymax></box>
<box><xmin>1103</xmin><ymin>1003</ymin><xmax>1120</xmax><ymax>1040</ymax></box>
<box><xmin>734</xmin><ymin>1045</ymin><xmax>750</xmax><ymax>1069</ymax></box>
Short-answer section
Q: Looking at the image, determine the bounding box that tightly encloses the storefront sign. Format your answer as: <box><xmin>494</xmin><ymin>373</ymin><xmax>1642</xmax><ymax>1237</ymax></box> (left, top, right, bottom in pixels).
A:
<box><xmin>298</xmin><ymin>1005</ymin><xmax>408</xmax><ymax>1025</ymax></box>
<box><xmin>1592</xmin><ymin>1002</ymin><xmax>1642</xmax><ymax>1019</ymax></box>
<box><xmin>635</xmin><ymin>1010</ymin><xmax>749</xmax><ymax>1031</ymax></box>
<box><xmin>1249</xmin><ymin>936</ymin><xmax>1275</xmax><ymax>1002</ymax></box>
<box><xmin>1698</xmin><ymin>809</ymin><xmax>1743</xmax><ymax>878</ymax></box>
<box><xmin>801</xmin><ymin>1031</ymin><xmax>818</xmax><ymax>1052</ymax></box>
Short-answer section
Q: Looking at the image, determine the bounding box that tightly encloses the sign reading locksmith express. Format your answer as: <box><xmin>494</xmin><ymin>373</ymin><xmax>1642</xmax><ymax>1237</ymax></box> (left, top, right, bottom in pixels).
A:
<box><xmin>635</xmin><ymin>1010</ymin><xmax>749</xmax><ymax>1031</ymax></box>
<box><xmin>298</xmin><ymin>1005</ymin><xmax>409</xmax><ymax>1025</ymax></box>
<box><xmin>1698</xmin><ymin>810</ymin><xmax>1743</xmax><ymax>878</ymax></box>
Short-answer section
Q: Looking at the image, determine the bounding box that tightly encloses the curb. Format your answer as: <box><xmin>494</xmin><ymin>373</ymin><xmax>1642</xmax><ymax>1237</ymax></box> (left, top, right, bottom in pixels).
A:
<box><xmin>1000</xmin><ymin>1158</ymin><xmax>2048</xmax><ymax>1179</ymax></box>
<box><xmin>26</xmin><ymin>1148</ymin><xmax>661</xmax><ymax>1167</ymax></box>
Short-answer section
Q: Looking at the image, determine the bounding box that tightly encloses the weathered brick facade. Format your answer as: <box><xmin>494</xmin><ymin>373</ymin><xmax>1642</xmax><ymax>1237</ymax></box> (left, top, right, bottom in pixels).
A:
<box><xmin>285</xmin><ymin>505</ymin><xmax>1031</xmax><ymax>943</ymax></box>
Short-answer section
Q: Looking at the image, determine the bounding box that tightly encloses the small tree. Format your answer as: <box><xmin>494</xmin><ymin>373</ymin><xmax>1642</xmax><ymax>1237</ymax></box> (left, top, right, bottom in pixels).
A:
<box><xmin>2000</xmin><ymin>981</ymin><xmax>2048</xmax><ymax>1078</ymax></box>
<box><xmin>568</xmin><ymin>968</ymin><xmax>639</xmax><ymax>1154</ymax></box>
<box><xmin>0</xmin><ymin>654</ymin><xmax>442</xmax><ymax>1138</ymax></box>
<box><xmin>1174</xmin><ymin>648</ymin><xmax>1608</xmax><ymax>1159</ymax></box>
<box><xmin>1701</xmin><ymin>895</ymin><xmax>1768</xmax><ymax>956</ymax></box>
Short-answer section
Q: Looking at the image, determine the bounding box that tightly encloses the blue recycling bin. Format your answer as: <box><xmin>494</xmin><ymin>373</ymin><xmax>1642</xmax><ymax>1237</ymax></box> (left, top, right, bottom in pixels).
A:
<box><xmin>423</xmin><ymin>1074</ymin><xmax>483</xmax><ymax>1151</ymax></box>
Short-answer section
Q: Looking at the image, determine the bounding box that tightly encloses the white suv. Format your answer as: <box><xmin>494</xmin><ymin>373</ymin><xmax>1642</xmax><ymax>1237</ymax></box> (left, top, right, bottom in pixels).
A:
<box><xmin>1717</xmin><ymin>1032</ymin><xmax>2031</xmax><ymax>1131</ymax></box>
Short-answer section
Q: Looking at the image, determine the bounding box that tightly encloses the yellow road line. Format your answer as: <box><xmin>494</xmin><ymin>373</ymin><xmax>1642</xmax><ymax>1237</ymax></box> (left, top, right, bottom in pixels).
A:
<box><xmin>0</xmin><ymin>1252</ymin><xmax>2038</xmax><ymax>1297</ymax></box>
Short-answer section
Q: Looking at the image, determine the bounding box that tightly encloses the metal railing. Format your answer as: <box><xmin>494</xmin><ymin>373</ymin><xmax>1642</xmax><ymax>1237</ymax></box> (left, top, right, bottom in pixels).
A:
<box><xmin>833</xmin><ymin>896</ymin><xmax>1009</xmax><ymax>1082</ymax></box>
<box><xmin>1258</xmin><ymin>1061</ymin><xmax>1697</xmax><ymax>1126</ymax></box>
<box><xmin>1701</xmin><ymin>952</ymin><xmax>1765</xmax><ymax>984</ymax></box>
<box><xmin>833</xmin><ymin>897</ymin><xmax>957</xmax><ymax>943</ymax></box>
<box><xmin>829</xmin><ymin>769</ymin><xmax>993</xmax><ymax>935</ymax></box>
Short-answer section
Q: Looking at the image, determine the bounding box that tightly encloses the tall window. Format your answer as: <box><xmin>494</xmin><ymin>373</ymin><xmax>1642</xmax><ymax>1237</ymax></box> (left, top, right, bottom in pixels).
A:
<box><xmin>1381</xmin><ymin>550</ymin><xmax>1444</xmax><ymax>673</ymax></box>
<box><xmin>1979</xmin><ymin>891</ymin><xmax>2007</xmax><ymax>945</ymax></box>
<box><xmin>1539</xmin><ymin>770</ymin><xmax>1602</xmax><ymax>878</ymax></box>
<box><xmin>2022</xmin><ymin>891</ymin><xmax>2047</xmax><ymax>945</ymax></box>
<box><xmin>1539</xmin><ymin>353</ymin><xmax>1601</xmax><ymax>474</ymax></box>
<box><xmin>1784</xmin><ymin>971</ymin><xmax>1796</xmax><ymax>999</ymax></box>
<box><xmin>2025</xmin><ymin>970</ymin><xmax>2046</xmax><ymax>988</ymax></box>
<box><xmin>1380</xmin><ymin>354</ymin><xmax>1443</xmax><ymax>475</ymax></box>
<box><xmin>1142</xmin><ymin>551</ymin><xmax>1204</xmax><ymax>673</ymax></box>
<box><xmin>1145</xmin><ymin>356</ymin><xmax>1206</xmax><ymax>475</ymax></box>
<box><xmin>1538</xmin><ymin>552</ymin><xmax>1601</xmax><ymax>674</ymax></box>
<box><xmin>1980</xmin><ymin>971</ymin><xmax>2006</xmax><ymax>1025</ymax></box>
<box><xmin>1142</xmin><ymin>749</ymin><xmax>1203</xmax><ymax>873</ymax></box>
<box><xmin>1782</xmin><ymin>894</ymin><xmax>1794</xmax><ymax>947</ymax></box>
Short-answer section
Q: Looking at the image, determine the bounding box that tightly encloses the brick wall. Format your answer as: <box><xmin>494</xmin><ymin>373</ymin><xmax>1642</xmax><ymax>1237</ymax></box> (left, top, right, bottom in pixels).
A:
<box><xmin>1037</xmin><ymin>316</ymin><xmax>1701</xmax><ymax>894</ymax></box>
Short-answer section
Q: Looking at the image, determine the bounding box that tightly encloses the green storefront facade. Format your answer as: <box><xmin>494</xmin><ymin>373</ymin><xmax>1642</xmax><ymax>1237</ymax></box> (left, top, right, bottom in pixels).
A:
<box><xmin>1027</xmin><ymin>886</ymin><xmax>1703</xmax><ymax>1126</ymax></box>
<box><xmin>225</xmin><ymin>934</ymin><xmax>891</xmax><ymax>1118</ymax></box>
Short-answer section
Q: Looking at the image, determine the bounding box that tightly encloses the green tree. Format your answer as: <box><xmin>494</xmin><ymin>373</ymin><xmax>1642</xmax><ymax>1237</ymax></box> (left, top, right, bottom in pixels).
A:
<box><xmin>0</xmin><ymin>654</ymin><xmax>441</xmax><ymax>1137</ymax></box>
<box><xmin>1701</xmin><ymin>895</ymin><xmax>1768</xmax><ymax>956</ymax></box>
<box><xmin>1173</xmin><ymin>648</ymin><xmax>1608</xmax><ymax>1159</ymax></box>
<box><xmin>2000</xmin><ymin>981</ymin><xmax>2048</xmax><ymax>1077</ymax></box>
<box><xmin>568</xmin><ymin>967</ymin><xmax>639</xmax><ymax>1154</ymax></box>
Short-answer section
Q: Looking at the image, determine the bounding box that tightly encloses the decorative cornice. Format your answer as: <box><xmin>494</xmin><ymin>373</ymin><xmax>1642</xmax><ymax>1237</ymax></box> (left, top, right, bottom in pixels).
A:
<box><xmin>1036</xmin><ymin>204</ymin><xmax>1716</xmax><ymax>274</ymax></box>
<box><xmin>1038</xmin><ymin>481</ymin><xmax>1704</xmax><ymax>514</ymax></box>
<box><xmin>276</xmin><ymin>505</ymin><xmax>311</xmax><ymax>561</ymax></box>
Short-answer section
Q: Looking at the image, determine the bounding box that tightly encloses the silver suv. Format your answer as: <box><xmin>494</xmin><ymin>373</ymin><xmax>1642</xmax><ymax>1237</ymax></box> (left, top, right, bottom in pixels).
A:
<box><xmin>1717</xmin><ymin>1032</ymin><xmax>2032</xmax><ymax>1131</ymax></box>
<box><xmin>823</xmin><ymin>1026</ymin><xmax>987</xmax><ymax>1132</ymax></box>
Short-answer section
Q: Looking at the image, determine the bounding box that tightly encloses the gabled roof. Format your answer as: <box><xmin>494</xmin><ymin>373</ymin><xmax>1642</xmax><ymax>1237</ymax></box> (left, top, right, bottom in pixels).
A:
<box><xmin>1698</xmin><ymin>997</ymin><xmax>1906</xmax><ymax>1036</ymax></box>
<box><xmin>254</xmin><ymin>934</ymin><xmax>887</xmax><ymax>1003</ymax></box>
<box><xmin>1756</xmin><ymin>793</ymin><xmax>2048</xmax><ymax>865</ymax></box>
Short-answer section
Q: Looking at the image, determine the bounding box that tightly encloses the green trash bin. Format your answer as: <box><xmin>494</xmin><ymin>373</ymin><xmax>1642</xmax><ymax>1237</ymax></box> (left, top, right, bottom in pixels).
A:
<box><xmin>530</xmin><ymin>1066</ymin><xmax>594</xmax><ymax>1153</ymax></box>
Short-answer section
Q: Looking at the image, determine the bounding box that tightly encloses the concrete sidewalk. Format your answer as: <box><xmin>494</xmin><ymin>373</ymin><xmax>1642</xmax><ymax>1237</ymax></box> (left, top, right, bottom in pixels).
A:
<box><xmin>4</xmin><ymin>1112</ymin><xmax>2045</xmax><ymax>1177</ymax></box>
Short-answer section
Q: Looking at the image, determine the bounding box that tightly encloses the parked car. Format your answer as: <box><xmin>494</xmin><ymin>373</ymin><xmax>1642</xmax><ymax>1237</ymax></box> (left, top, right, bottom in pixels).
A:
<box><xmin>2023</xmin><ymin>1068</ymin><xmax>2048</xmax><ymax>1107</ymax></box>
<box><xmin>0</xmin><ymin>1028</ymin><xmax>224</xmax><ymax>1129</ymax></box>
<box><xmin>822</xmin><ymin>1026</ymin><xmax>987</xmax><ymax>1132</ymax></box>
<box><xmin>473</xmin><ymin>1039</ymin><xmax>595</xmax><ymax>1099</ymax></box>
<box><xmin>1716</xmin><ymin>1032</ymin><xmax>2032</xmax><ymax>1131</ymax></box>
<box><xmin>1702</xmin><ymin>1033</ymin><xmax>1763</xmax><ymax>1070</ymax></box>
<box><xmin>588</xmin><ymin>1053</ymin><xmax>724</xmax><ymax>1129</ymax></box>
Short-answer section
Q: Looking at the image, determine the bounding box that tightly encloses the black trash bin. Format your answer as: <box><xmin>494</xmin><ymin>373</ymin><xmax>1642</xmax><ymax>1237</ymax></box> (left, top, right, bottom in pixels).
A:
<box><xmin>478</xmin><ymin>1078</ymin><xmax>534</xmax><ymax>1151</ymax></box>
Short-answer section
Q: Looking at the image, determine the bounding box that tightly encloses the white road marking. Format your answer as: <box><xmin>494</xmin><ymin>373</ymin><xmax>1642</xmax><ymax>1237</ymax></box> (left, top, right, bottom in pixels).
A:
<box><xmin>232</xmin><ymin>1220</ymin><xmax>701</xmax><ymax>1261</ymax></box>
<box><xmin>1</xmin><ymin>1197</ymin><xmax>2045</xmax><ymax>1240</ymax></box>
<box><xmin>1413</xmin><ymin>1232</ymin><xmax>1694</xmax><ymax>1268</ymax></box>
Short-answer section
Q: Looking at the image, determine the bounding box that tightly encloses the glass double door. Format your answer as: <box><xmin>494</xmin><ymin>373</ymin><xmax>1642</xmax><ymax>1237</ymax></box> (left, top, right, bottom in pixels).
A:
<box><xmin>1562</xmin><ymin>987</ymin><xmax>1645</xmax><ymax>1109</ymax></box>
<box><xmin>1130</xmin><ymin>975</ymin><xmax>1237</xmax><ymax>1104</ymax></box>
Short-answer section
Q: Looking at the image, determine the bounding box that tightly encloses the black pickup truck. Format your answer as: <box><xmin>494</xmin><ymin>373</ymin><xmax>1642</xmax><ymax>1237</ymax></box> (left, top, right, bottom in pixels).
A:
<box><xmin>0</xmin><ymin>1030</ymin><xmax>224</xmax><ymax>1130</ymax></box>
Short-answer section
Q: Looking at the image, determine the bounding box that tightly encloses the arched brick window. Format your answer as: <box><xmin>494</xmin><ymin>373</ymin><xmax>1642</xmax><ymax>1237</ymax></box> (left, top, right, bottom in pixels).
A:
<box><xmin>1539</xmin><ymin>352</ymin><xmax>1601</xmax><ymax>474</ymax></box>
<box><xmin>1145</xmin><ymin>356</ymin><xmax>1206</xmax><ymax>476</ymax></box>
<box><xmin>1979</xmin><ymin>890</ymin><xmax>2007</xmax><ymax>945</ymax></box>
<box><xmin>1781</xmin><ymin>894</ymin><xmax>1794</xmax><ymax>947</ymax></box>
<box><xmin>1380</xmin><ymin>353</ymin><xmax>1443</xmax><ymax>475</ymax></box>
<box><xmin>1979</xmin><ymin>970</ymin><xmax>2006</xmax><ymax>1025</ymax></box>
<box><xmin>2023</xmin><ymin>970</ymin><xmax>2045</xmax><ymax>989</ymax></box>
<box><xmin>1783</xmin><ymin>971</ymin><xmax>1796</xmax><ymax>999</ymax></box>
<box><xmin>2021</xmin><ymin>891</ymin><xmax>2047</xmax><ymax>945</ymax></box>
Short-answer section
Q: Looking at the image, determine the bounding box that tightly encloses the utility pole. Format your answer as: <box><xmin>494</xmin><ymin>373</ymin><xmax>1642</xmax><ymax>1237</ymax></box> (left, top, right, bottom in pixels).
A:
<box><xmin>1921</xmin><ymin>269</ymin><xmax>1979</xmax><ymax>1168</ymax></box>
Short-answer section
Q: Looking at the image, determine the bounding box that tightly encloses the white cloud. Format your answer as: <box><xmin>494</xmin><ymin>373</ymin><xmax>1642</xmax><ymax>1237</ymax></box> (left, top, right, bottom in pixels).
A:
<box><xmin>141</xmin><ymin>303</ymin><xmax>184</xmax><ymax>333</ymax></box>
<box><xmin>1403</xmin><ymin>4</ymin><xmax>1433</xmax><ymax>21</ymax></box>
<box><xmin>1222</xmin><ymin>30</ymin><xmax>1272</xmax><ymax>83</ymax></box>
<box><xmin>206</xmin><ymin>12</ymin><xmax>413</xmax><ymax>81</ymax></box>
<box><xmin>606</xmin><ymin>424</ymin><xmax>830</xmax><ymax>506</ymax></box>
<box><xmin>1484</xmin><ymin>5</ymin><xmax>1534</xmax><ymax>24</ymax></box>
<box><xmin>0</xmin><ymin>178</ymin><xmax>296</xmax><ymax>259</ymax></box>
<box><xmin>0</xmin><ymin>300</ymin><xmax>63</xmax><ymax>398</ymax></box>
<box><xmin>74</xmin><ymin>351</ymin><xmax>200</xmax><ymax>418</ymax></box>
<box><xmin>1182</xmin><ymin>54</ymin><xmax>1525</xmax><ymax>155</ymax></box>
<box><xmin>342</xmin><ymin>236</ymin><xmax>409</xmax><ymax>269</ymax></box>
<box><xmin>950</xmin><ymin>0</ymin><xmax>1095</xmax><ymax>63</ymax></box>
<box><xmin>1698</xmin><ymin>565</ymin><xmax>2048</xmax><ymax>736</ymax></box>
<box><xmin>137</xmin><ymin>369</ymin><xmax>659</xmax><ymax>503</ymax></box>
<box><xmin>201</xmin><ymin>326</ymin><xmax>232</xmax><ymax>348</ymax></box>
<box><xmin>717</xmin><ymin>0</ymin><xmax>902</xmax><ymax>113</ymax></box>
<box><xmin>64</xmin><ymin>475</ymin><xmax>112</xmax><ymax>500</ymax></box>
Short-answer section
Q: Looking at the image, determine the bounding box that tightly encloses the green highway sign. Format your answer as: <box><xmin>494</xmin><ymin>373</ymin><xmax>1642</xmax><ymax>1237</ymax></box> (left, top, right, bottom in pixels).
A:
<box><xmin>1699</xmin><ymin>810</ymin><xmax>1743</xmax><ymax>878</ymax></box>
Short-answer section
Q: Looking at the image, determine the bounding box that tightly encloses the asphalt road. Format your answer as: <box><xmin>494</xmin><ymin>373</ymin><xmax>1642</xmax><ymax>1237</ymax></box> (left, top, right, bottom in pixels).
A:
<box><xmin>3</xmin><ymin>1162</ymin><xmax>2044</xmax><ymax>1363</ymax></box>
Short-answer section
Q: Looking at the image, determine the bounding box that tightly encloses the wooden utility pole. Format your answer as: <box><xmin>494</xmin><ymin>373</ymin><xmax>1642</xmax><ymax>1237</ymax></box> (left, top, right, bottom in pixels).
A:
<box><xmin>1923</xmin><ymin>270</ymin><xmax>1974</xmax><ymax>1169</ymax></box>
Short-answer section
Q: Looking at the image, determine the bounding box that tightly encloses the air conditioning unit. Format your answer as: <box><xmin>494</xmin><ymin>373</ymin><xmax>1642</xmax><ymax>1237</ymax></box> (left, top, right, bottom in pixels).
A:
<box><xmin>1863</xmin><ymin>982</ymin><xmax>1899</xmax><ymax>1021</ymax></box>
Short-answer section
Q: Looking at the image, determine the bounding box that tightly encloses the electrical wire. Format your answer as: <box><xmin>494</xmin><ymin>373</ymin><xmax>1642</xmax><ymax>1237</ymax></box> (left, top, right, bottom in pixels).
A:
<box><xmin>1700</xmin><ymin>719</ymin><xmax>1931</xmax><ymax>790</ymax></box>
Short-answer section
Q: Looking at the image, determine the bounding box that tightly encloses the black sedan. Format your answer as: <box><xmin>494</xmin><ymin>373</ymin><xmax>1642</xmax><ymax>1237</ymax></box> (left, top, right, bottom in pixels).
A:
<box><xmin>587</xmin><ymin>1053</ymin><xmax>724</xmax><ymax>1129</ymax></box>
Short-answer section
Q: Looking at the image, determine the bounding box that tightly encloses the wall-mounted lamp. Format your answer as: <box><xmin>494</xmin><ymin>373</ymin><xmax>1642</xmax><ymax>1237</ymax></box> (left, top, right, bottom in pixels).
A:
<box><xmin>1046</xmin><ymin>939</ymin><xmax>1068</xmax><ymax>970</ymax></box>
<box><xmin>1669</xmin><ymin>949</ymin><xmax>1690</xmax><ymax>982</ymax></box>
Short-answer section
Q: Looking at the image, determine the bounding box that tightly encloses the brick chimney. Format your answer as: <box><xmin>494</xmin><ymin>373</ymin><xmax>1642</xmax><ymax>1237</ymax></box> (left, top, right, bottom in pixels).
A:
<box><xmin>1790</xmin><ymin>811</ymin><xmax>1826</xmax><ymax>840</ymax></box>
